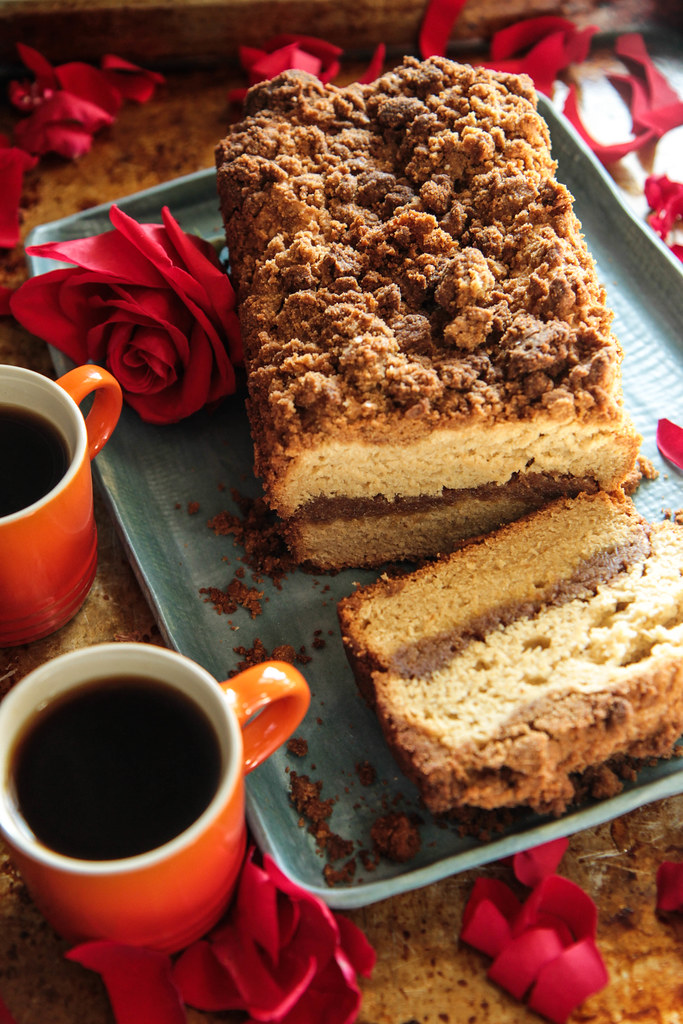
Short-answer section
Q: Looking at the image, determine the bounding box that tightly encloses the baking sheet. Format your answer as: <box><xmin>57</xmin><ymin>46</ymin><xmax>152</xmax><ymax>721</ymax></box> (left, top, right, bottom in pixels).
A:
<box><xmin>26</xmin><ymin>94</ymin><xmax>683</xmax><ymax>909</ymax></box>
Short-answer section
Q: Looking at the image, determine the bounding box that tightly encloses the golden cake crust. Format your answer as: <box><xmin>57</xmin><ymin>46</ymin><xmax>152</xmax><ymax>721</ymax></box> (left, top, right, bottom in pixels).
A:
<box><xmin>217</xmin><ymin>56</ymin><xmax>623</xmax><ymax>449</ymax></box>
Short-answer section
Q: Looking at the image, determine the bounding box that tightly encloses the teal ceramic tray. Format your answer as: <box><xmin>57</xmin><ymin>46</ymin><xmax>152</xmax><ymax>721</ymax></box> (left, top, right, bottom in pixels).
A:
<box><xmin>26</xmin><ymin>94</ymin><xmax>683</xmax><ymax>909</ymax></box>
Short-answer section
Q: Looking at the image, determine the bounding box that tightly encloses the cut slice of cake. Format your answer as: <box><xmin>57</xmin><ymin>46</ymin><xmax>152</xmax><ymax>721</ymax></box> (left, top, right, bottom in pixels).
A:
<box><xmin>215</xmin><ymin>56</ymin><xmax>640</xmax><ymax>570</ymax></box>
<box><xmin>338</xmin><ymin>492</ymin><xmax>683</xmax><ymax>815</ymax></box>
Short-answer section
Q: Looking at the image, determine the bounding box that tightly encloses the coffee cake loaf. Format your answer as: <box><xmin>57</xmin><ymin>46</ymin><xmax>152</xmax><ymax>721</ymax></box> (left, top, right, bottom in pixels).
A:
<box><xmin>338</xmin><ymin>492</ymin><xmax>683</xmax><ymax>815</ymax></box>
<box><xmin>215</xmin><ymin>56</ymin><xmax>640</xmax><ymax>570</ymax></box>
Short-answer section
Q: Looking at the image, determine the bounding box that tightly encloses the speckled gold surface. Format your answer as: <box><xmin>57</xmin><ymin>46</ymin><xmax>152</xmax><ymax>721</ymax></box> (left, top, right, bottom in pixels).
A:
<box><xmin>1</xmin><ymin>39</ymin><xmax>683</xmax><ymax>1024</ymax></box>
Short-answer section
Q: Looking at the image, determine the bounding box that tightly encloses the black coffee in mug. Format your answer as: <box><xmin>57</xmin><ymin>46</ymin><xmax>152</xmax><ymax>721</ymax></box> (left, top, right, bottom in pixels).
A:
<box><xmin>10</xmin><ymin>676</ymin><xmax>223</xmax><ymax>860</ymax></box>
<box><xmin>0</xmin><ymin>405</ymin><xmax>70</xmax><ymax>517</ymax></box>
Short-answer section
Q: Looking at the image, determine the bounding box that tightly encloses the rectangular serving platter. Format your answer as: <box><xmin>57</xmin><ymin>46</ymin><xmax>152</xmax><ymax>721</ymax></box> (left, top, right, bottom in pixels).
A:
<box><xmin>26</xmin><ymin>93</ymin><xmax>683</xmax><ymax>909</ymax></box>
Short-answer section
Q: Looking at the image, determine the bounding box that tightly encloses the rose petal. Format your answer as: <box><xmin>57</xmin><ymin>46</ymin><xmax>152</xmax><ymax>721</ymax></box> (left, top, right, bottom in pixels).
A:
<box><xmin>0</xmin><ymin>143</ymin><xmax>38</xmax><ymax>248</ymax></box>
<box><xmin>249</xmin><ymin>44</ymin><xmax>323</xmax><ymax>83</ymax></box>
<box><xmin>334</xmin><ymin>914</ymin><xmax>377</xmax><ymax>978</ymax></box>
<box><xmin>358</xmin><ymin>44</ymin><xmax>386</xmax><ymax>85</ymax></box>
<box><xmin>645</xmin><ymin>174</ymin><xmax>683</xmax><ymax>251</ymax></box>
<box><xmin>233</xmin><ymin>847</ymin><xmax>279</xmax><ymax>947</ymax></box>
<box><xmin>488</xmin><ymin>926</ymin><xmax>566</xmax><ymax>1000</ymax></box>
<box><xmin>172</xmin><ymin>940</ymin><xmax>245</xmax><ymax>1011</ymax></box>
<box><xmin>55</xmin><ymin>61</ymin><xmax>123</xmax><ymax>116</ymax></box>
<box><xmin>65</xmin><ymin>942</ymin><xmax>186</xmax><ymax>1024</ymax></box>
<box><xmin>0</xmin><ymin>990</ymin><xmax>18</xmax><ymax>1024</ymax></box>
<box><xmin>16</xmin><ymin>43</ymin><xmax>56</xmax><ymax>89</ymax></box>
<box><xmin>527</xmin><ymin>937</ymin><xmax>609</xmax><ymax>1024</ymax></box>
<box><xmin>239</xmin><ymin>35</ymin><xmax>342</xmax><ymax>85</ymax></box>
<box><xmin>159</xmin><ymin>206</ymin><xmax>241</xmax><ymax>342</ymax></box>
<box><xmin>616</xmin><ymin>32</ymin><xmax>681</xmax><ymax>110</ymax></box>
<box><xmin>26</xmin><ymin>226</ymin><xmax>168</xmax><ymax>287</ymax></box>
<box><xmin>489</xmin><ymin>16</ymin><xmax>577</xmax><ymax>59</ymax></box>
<box><xmin>562</xmin><ymin>83</ymin><xmax>656</xmax><ymax>163</ymax></box>
<box><xmin>280</xmin><ymin>956</ymin><xmax>361</xmax><ymax>1024</ymax></box>
<box><xmin>513</xmin><ymin>838</ymin><xmax>569</xmax><ymax>888</ymax></box>
<box><xmin>211</xmin><ymin>924</ymin><xmax>317</xmax><ymax>1018</ymax></box>
<box><xmin>656</xmin><ymin>860</ymin><xmax>683</xmax><ymax>911</ymax></box>
<box><xmin>9</xmin><ymin>268</ymin><xmax>96</xmax><ymax>361</ymax></box>
<box><xmin>460</xmin><ymin>878</ymin><xmax>522</xmax><ymax>958</ymax></box>
<box><xmin>100</xmin><ymin>54</ymin><xmax>165</xmax><ymax>103</ymax></box>
<box><xmin>418</xmin><ymin>0</ymin><xmax>468</xmax><ymax>59</ymax></box>
<box><xmin>657</xmin><ymin>418</ymin><xmax>683</xmax><ymax>468</ymax></box>
<box><xmin>265</xmin><ymin>33</ymin><xmax>342</xmax><ymax>65</ymax></box>
<box><xmin>513</xmin><ymin>875</ymin><xmax>598</xmax><ymax>943</ymax></box>
<box><xmin>13</xmin><ymin>90</ymin><xmax>114</xmax><ymax>157</ymax></box>
<box><xmin>486</xmin><ymin>24</ymin><xmax>598</xmax><ymax>98</ymax></box>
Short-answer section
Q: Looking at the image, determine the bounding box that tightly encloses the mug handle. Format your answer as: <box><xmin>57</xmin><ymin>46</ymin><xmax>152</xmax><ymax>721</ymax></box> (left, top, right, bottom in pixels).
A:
<box><xmin>57</xmin><ymin>365</ymin><xmax>123</xmax><ymax>460</ymax></box>
<box><xmin>220</xmin><ymin>661</ymin><xmax>310</xmax><ymax>774</ymax></box>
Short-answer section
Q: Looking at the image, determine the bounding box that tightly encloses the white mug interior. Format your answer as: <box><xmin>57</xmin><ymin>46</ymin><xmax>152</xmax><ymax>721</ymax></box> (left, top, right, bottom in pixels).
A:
<box><xmin>0</xmin><ymin>643</ymin><xmax>242</xmax><ymax>876</ymax></box>
<box><xmin>0</xmin><ymin>365</ymin><xmax>86</xmax><ymax>522</ymax></box>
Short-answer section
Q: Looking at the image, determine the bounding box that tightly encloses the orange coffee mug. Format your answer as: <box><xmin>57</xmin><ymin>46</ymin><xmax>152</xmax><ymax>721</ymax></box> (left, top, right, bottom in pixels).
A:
<box><xmin>0</xmin><ymin>363</ymin><xmax>122</xmax><ymax>647</ymax></box>
<box><xmin>0</xmin><ymin>642</ymin><xmax>310</xmax><ymax>952</ymax></box>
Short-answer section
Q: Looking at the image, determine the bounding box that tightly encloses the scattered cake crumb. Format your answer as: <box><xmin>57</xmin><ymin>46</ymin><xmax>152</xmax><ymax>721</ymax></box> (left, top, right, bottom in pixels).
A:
<box><xmin>207</xmin><ymin>491</ymin><xmax>296</xmax><ymax>585</ymax></box>
<box><xmin>356</xmin><ymin>761</ymin><xmax>376</xmax><ymax>786</ymax></box>
<box><xmin>370</xmin><ymin>812</ymin><xmax>422</xmax><ymax>863</ymax></box>
<box><xmin>187</xmin><ymin>501</ymin><xmax>200</xmax><ymax>515</ymax></box>
<box><xmin>199</xmin><ymin>578</ymin><xmax>263</xmax><ymax>618</ymax></box>
<box><xmin>287</xmin><ymin>737</ymin><xmax>308</xmax><ymax>757</ymax></box>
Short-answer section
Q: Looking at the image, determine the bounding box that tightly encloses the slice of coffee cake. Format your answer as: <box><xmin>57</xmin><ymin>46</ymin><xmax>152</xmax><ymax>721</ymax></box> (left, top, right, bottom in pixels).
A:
<box><xmin>338</xmin><ymin>492</ymin><xmax>683</xmax><ymax>815</ymax></box>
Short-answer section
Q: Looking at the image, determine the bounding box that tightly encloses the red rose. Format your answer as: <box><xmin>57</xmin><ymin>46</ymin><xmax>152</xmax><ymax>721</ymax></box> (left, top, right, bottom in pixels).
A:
<box><xmin>173</xmin><ymin>847</ymin><xmax>376</xmax><ymax>1023</ymax></box>
<box><xmin>10</xmin><ymin>204</ymin><xmax>242</xmax><ymax>424</ymax></box>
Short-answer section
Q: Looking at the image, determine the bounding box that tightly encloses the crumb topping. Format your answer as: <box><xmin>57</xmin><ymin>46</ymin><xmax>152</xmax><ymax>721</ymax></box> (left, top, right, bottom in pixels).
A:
<box><xmin>216</xmin><ymin>56</ymin><xmax>619</xmax><ymax>446</ymax></box>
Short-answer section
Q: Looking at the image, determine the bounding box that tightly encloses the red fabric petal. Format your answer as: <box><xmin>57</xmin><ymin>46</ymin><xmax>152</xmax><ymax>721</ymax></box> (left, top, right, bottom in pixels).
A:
<box><xmin>657</xmin><ymin>418</ymin><xmax>683</xmax><ymax>468</ymax></box>
<box><xmin>489</xmin><ymin>16</ymin><xmax>576</xmax><ymax>59</ymax></box>
<box><xmin>484</xmin><ymin>18</ymin><xmax>597</xmax><ymax>96</ymax></box>
<box><xmin>527</xmin><ymin>938</ymin><xmax>609</xmax><ymax>1024</ymax></box>
<box><xmin>513</xmin><ymin>838</ymin><xmax>569</xmax><ymax>888</ymax></box>
<box><xmin>239</xmin><ymin>35</ymin><xmax>342</xmax><ymax>85</ymax></box>
<box><xmin>55</xmin><ymin>61</ymin><xmax>123</xmax><ymax>116</ymax></box>
<box><xmin>565</xmin><ymin>32</ymin><xmax>683</xmax><ymax>162</ymax></box>
<box><xmin>0</xmin><ymin>991</ymin><xmax>18</xmax><ymax>1024</ymax></box>
<box><xmin>232</xmin><ymin>847</ymin><xmax>281</xmax><ymax>960</ymax></box>
<box><xmin>9</xmin><ymin>268</ymin><xmax>95</xmax><ymax>361</ymax></box>
<box><xmin>488</xmin><ymin>927</ymin><xmax>565</xmax><ymax>1000</ymax></box>
<box><xmin>0</xmin><ymin>143</ymin><xmax>37</xmax><ymax>248</ymax></box>
<box><xmin>175</xmin><ymin>848</ymin><xmax>374</xmax><ymax>1022</ymax></box>
<box><xmin>418</xmin><ymin>0</ymin><xmax>468</xmax><ymax>59</ymax></box>
<box><xmin>160</xmin><ymin>206</ymin><xmax>239</xmax><ymax>325</ymax></box>
<box><xmin>100</xmin><ymin>54</ymin><xmax>165</xmax><ymax>103</ymax></box>
<box><xmin>66</xmin><ymin>942</ymin><xmax>186</xmax><ymax>1024</ymax></box>
<box><xmin>562</xmin><ymin>83</ymin><xmax>656</xmax><ymax>163</ymax></box>
<box><xmin>16</xmin><ymin>43</ymin><xmax>56</xmax><ymax>89</ymax></box>
<box><xmin>211</xmin><ymin>924</ymin><xmax>317</xmax><ymax>1018</ymax></box>
<box><xmin>334</xmin><ymin>914</ymin><xmax>377</xmax><ymax>979</ymax></box>
<box><xmin>265</xmin><ymin>33</ymin><xmax>342</xmax><ymax>64</ymax></box>
<box><xmin>646</xmin><ymin>174</ymin><xmax>683</xmax><ymax>239</ymax></box>
<box><xmin>172</xmin><ymin>940</ymin><xmax>245</xmax><ymax>1011</ymax></box>
<box><xmin>616</xmin><ymin>32</ymin><xmax>681</xmax><ymax>110</ymax></box>
<box><xmin>513</xmin><ymin>875</ymin><xmax>598</xmax><ymax>943</ymax></box>
<box><xmin>13</xmin><ymin>90</ymin><xmax>114</xmax><ymax>157</ymax></box>
<box><xmin>250</xmin><ymin>44</ymin><xmax>323</xmax><ymax>83</ymax></box>
<box><xmin>656</xmin><ymin>860</ymin><xmax>683</xmax><ymax>911</ymax></box>
<box><xmin>279</xmin><ymin>956</ymin><xmax>360</xmax><ymax>1024</ymax></box>
<box><xmin>358</xmin><ymin>44</ymin><xmax>386</xmax><ymax>85</ymax></box>
<box><xmin>460</xmin><ymin>878</ymin><xmax>521</xmax><ymax>958</ymax></box>
<box><xmin>27</xmin><ymin>227</ymin><xmax>167</xmax><ymax>287</ymax></box>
